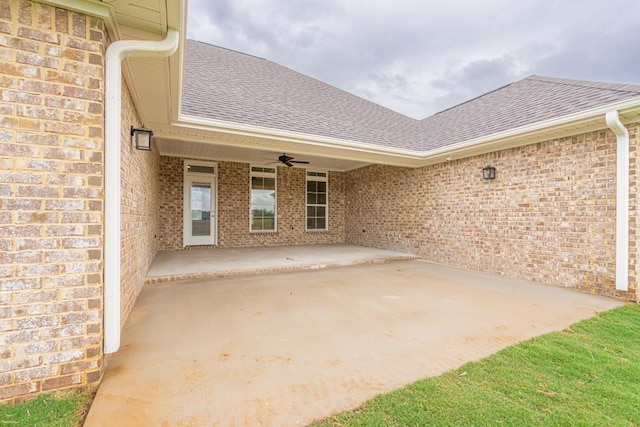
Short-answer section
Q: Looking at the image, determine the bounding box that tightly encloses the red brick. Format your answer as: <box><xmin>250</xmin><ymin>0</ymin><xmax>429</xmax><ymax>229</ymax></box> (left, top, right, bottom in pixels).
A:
<box><xmin>59</xmin><ymin>285</ymin><xmax>100</xmax><ymax>300</ymax></box>
<box><xmin>16</xmin><ymin>263</ymin><xmax>59</xmax><ymax>277</ymax></box>
<box><xmin>44</xmin><ymin>249</ymin><xmax>84</xmax><ymax>263</ymax></box>
<box><xmin>43</xmin><ymin>274</ymin><xmax>83</xmax><ymax>288</ymax></box>
<box><xmin>60</xmin><ymin>360</ymin><xmax>98</xmax><ymax>375</ymax></box>
<box><xmin>0</xmin><ymin>142</ymin><xmax>40</xmax><ymax>157</ymax></box>
<box><xmin>16</xmin><ymin>132</ymin><xmax>58</xmax><ymax>146</ymax></box>
<box><xmin>0</xmin><ymin>383</ymin><xmax>39</xmax><ymax>401</ymax></box>
<box><xmin>17</xmin><ymin>0</ymin><xmax>32</xmax><ymax>25</ymax></box>
<box><xmin>15</xmin><ymin>185</ymin><xmax>59</xmax><ymax>197</ymax></box>
<box><xmin>16</xmin><ymin>238</ymin><xmax>59</xmax><ymax>250</ymax></box>
<box><xmin>16</xmin><ymin>27</ymin><xmax>59</xmax><ymax>44</ymax></box>
<box><xmin>61</xmin><ymin>262</ymin><xmax>100</xmax><ymax>274</ymax></box>
<box><xmin>13</xmin><ymin>289</ymin><xmax>58</xmax><ymax>305</ymax></box>
<box><xmin>16</xmin><ymin>315</ymin><xmax>59</xmax><ymax>330</ymax></box>
<box><xmin>62</xmin><ymin>85</ymin><xmax>100</xmax><ymax>101</ymax></box>
<box><xmin>42</xmin><ymin>373</ymin><xmax>81</xmax><ymax>391</ymax></box>
<box><xmin>55</xmin><ymin>8</ymin><xmax>69</xmax><ymax>33</ymax></box>
<box><xmin>2</xmin><ymin>90</ymin><xmax>42</xmax><ymax>105</ymax></box>
<box><xmin>18</xmin><ymin>79</ymin><xmax>61</xmax><ymax>95</ymax></box>
<box><xmin>0</xmin><ymin>21</ymin><xmax>12</xmax><ymax>34</ymax></box>
<box><xmin>71</xmin><ymin>13</ymin><xmax>85</xmax><ymax>38</ymax></box>
<box><xmin>0</xmin><ymin>1</ymin><xmax>10</xmax><ymax>20</ymax></box>
<box><xmin>44</xmin><ymin>121</ymin><xmax>84</xmax><ymax>136</ymax></box>
<box><xmin>44</xmin><ymin>70</ymin><xmax>84</xmax><ymax>86</ymax></box>
<box><xmin>43</xmin><ymin>147</ymin><xmax>82</xmax><ymax>160</ymax></box>
<box><xmin>14</xmin><ymin>341</ymin><xmax>57</xmax><ymax>357</ymax></box>
<box><xmin>86</xmin><ymin>370</ymin><xmax>101</xmax><ymax>384</ymax></box>
<box><xmin>62</xmin><ymin>187</ymin><xmax>101</xmax><ymax>199</ymax></box>
<box><xmin>14</xmin><ymin>366</ymin><xmax>57</xmax><ymax>382</ymax></box>
<box><xmin>41</xmin><ymin>324</ymin><xmax>83</xmax><ymax>339</ymax></box>
<box><xmin>0</xmin><ymin>224</ymin><xmax>41</xmax><ymax>238</ymax></box>
<box><xmin>36</xmin><ymin>3</ymin><xmax>52</xmax><ymax>30</ymax></box>
<box><xmin>44</xmin><ymin>96</ymin><xmax>85</xmax><ymax>110</ymax></box>
<box><xmin>1</xmin><ymin>329</ymin><xmax>41</xmax><ymax>345</ymax></box>
<box><xmin>16</xmin><ymin>51</ymin><xmax>57</xmax><ymax>68</ymax></box>
<box><xmin>44</xmin><ymin>224</ymin><xmax>85</xmax><ymax>236</ymax></box>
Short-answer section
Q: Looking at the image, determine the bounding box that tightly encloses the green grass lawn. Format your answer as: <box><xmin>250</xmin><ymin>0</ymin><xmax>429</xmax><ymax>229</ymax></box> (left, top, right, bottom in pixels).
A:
<box><xmin>314</xmin><ymin>304</ymin><xmax>640</xmax><ymax>426</ymax></box>
<box><xmin>2</xmin><ymin>305</ymin><xmax>639</xmax><ymax>427</ymax></box>
<box><xmin>0</xmin><ymin>389</ymin><xmax>94</xmax><ymax>427</ymax></box>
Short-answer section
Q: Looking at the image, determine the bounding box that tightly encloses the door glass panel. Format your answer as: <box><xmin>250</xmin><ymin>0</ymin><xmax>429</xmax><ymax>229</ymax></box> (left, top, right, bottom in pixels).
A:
<box><xmin>191</xmin><ymin>182</ymin><xmax>211</xmax><ymax>237</ymax></box>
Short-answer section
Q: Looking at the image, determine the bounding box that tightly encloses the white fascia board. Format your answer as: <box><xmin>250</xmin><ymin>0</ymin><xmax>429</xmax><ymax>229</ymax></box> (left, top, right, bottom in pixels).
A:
<box><xmin>176</xmin><ymin>97</ymin><xmax>640</xmax><ymax>167</ymax></box>
<box><xmin>175</xmin><ymin>114</ymin><xmax>425</xmax><ymax>160</ymax></box>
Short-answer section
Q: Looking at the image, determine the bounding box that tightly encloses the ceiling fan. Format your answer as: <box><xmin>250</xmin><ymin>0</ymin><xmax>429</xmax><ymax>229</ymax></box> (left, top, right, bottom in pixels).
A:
<box><xmin>275</xmin><ymin>153</ymin><xmax>310</xmax><ymax>167</ymax></box>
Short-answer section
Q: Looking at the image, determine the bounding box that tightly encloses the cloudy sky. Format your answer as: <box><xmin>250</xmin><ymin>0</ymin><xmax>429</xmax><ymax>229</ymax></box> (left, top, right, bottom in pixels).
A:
<box><xmin>187</xmin><ymin>0</ymin><xmax>640</xmax><ymax>119</ymax></box>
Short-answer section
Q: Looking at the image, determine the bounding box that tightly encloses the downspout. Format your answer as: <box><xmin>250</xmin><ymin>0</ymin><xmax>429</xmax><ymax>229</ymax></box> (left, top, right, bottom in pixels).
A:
<box><xmin>104</xmin><ymin>30</ymin><xmax>180</xmax><ymax>354</ymax></box>
<box><xmin>605</xmin><ymin>110</ymin><xmax>629</xmax><ymax>292</ymax></box>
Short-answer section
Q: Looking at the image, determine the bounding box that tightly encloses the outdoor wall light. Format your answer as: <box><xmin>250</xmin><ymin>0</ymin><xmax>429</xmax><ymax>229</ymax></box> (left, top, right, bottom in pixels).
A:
<box><xmin>482</xmin><ymin>166</ymin><xmax>496</xmax><ymax>180</ymax></box>
<box><xmin>131</xmin><ymin>126</ymin><xmax>153</xmax><ymax>151</ymax></box>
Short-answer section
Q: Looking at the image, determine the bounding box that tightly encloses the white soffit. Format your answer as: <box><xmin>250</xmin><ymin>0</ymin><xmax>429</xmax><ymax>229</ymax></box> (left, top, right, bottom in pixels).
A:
<box><xmin>101</xmin><ymin>0</ymin><xmax>166</xmax><ymax>36</ymax></box>
<box><xmin>155</xmin><ymin>138</ymin><xmax>372</xmax><ymax>172</ymax></box>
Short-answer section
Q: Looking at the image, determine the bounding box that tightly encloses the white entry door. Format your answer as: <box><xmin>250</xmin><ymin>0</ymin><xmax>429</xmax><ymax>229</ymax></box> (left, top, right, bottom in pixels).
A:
<box><xmin>183</xmin><ymin>161</ymin><xmax>217</xmax><ymax>246</ymax></box>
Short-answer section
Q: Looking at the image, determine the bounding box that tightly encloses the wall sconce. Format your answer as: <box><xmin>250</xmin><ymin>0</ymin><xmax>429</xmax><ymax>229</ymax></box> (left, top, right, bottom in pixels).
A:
<box><xmin>482</xmin><ymin>166</ymin><xmax>496</xmax><ymax>180</ymax></box>
<box><xmin>131</xmin><ymin>126</ymin><xmax>153</xmax><ymax>151</ymax></box>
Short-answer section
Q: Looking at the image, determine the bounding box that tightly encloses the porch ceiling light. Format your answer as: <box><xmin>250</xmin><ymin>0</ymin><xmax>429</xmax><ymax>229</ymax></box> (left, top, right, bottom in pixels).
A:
<box><xmin>482</xmin><ymin>166</ymin><xmax>496</xmax><ymax>180</ymax></box>
<box><xmin>131</xmin><ymin>126</ymin><xmax>153</xmax><ymax>151</ymax></box>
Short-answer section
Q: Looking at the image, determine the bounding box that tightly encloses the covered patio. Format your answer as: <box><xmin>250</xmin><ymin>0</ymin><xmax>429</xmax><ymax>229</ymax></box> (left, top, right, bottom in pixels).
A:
<box><xmin>85</xmin><ymin>255</ymin><xmax>622</xmax><ymax>426</ymax></box>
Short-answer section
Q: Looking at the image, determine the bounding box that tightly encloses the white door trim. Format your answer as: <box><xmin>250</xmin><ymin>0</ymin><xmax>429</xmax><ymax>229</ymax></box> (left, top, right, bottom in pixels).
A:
<box><xmin>183</xmin><ymin>160</ymin><xmax>218</xmax><ymax>246</ymax></box>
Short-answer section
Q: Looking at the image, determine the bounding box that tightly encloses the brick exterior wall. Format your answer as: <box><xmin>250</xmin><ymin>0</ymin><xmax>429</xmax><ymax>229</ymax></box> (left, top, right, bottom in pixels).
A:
<box><xmin>159</xmin><ymin>156</ymin><xmax>346</xmax><ymax>249</ymax></box>
<box><xmin>119</xmin><ymin>81</ymin><xmax>159</xmax><ymax>326</ymax></box>
<box><xmin>345</xmin><ymin>127</ymin><xmax>639</xmax><ymax>301</ymax></box>
<box><xmin>0</xmin><ymin>1</ymin><xmax>105</xmax><ymax>402</ymax></box>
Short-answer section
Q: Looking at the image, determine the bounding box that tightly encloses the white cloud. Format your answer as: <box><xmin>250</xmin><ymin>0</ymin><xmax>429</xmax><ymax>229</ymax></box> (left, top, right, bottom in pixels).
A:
<box><xmin>187</xmin><ymin>0</ymin><xmax>640</xmax><ymax>118</ymax></box>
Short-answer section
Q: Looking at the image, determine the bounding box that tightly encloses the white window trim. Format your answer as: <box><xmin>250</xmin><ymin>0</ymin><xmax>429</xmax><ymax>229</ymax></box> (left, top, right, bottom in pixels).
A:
<box><xmin>306</xmin><ymin>170</ymin><xmax>328</xmax><ymax>231</ymax></box>
<box><xmin>183</xmin><ymin>160</ymin><xmax>218</xmax><ymax>246</ymax></box>
<box><xmin>250</xmin><ymin>165</ymin><xmax>277</xmax><ymax>233</ymax></box>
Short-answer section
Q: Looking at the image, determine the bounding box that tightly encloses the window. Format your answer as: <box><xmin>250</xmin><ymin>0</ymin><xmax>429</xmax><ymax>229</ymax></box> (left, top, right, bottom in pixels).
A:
<box><xmin>306</xmin><ymin>171</ymin><xmax>328</xmax><ymax>230</ymax></box>
<box><xmin>250</xmin><ymin>166</ymin><xmax>276</xmax><ymax>231</ymax></box>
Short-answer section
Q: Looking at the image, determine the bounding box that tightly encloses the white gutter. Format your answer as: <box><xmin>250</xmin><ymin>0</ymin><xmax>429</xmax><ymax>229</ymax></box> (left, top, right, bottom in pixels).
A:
<box><xmin>606</xmin><ymin>110</ymin><xmax>629</xmax><ymax>292</ymax></box>
<box><xmin>104</xmin><ymin>29</ymin><xmax>180</xmax><ymax>354</ymax></box>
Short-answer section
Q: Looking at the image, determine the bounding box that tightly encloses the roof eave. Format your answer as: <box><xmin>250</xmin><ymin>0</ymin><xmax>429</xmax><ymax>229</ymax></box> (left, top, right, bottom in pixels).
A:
<box><xmin>175</xmin><ymin>96</ymin><xmax>640</xmax><ymax>168</ymax></box>
<box><xmin>174</xmin><ymin>113</ymin><xmax>426</xmax><ymax>167</ymax></box>
<box><xmin>416</xmin><ymin>97</ymin><xmax>640</xmax><ymax>167</ymax></box>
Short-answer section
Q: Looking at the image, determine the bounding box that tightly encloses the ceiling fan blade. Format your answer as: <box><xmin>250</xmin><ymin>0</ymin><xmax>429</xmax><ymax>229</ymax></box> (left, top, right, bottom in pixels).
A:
<box><xmin>284</xmin><ymin>161</ymin><xmax>294</xmax><ymax>167</ymax></box>
<box><xmin>290</xmin><ymin>160</ymin><xmax>310</xmax><ymax>164</ymax></box>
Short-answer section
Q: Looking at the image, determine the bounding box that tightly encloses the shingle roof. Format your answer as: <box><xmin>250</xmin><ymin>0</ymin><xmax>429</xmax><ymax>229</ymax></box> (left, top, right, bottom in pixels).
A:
<box><xmin>419</xmin><ymin>75</ymin><xmax>640</xmax><ymax>150</ymax></box>
<box><xmin>182</xmin><ymin>40</ymin><xmax>640</xmax><ymax>153</ymax></box>
<box><xmin>182</xmin><ymin>40</ymin><xmax>421</xmax><ymax>150</ymax></box>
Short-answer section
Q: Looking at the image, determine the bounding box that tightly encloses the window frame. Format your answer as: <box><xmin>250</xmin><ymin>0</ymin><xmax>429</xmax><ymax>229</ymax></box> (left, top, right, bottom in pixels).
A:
<box><xmin>249</xmin><ymin>165</ymin><xmax>277</xmax><ymax>232</ymax></box>
<box><xmin>306</xmin><ymin>170</ymin><xmax>328</xmax><ymax>231</ymax></box>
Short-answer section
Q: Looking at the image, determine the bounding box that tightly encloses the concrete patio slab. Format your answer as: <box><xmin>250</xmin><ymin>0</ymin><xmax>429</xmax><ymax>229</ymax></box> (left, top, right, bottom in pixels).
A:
<box><xmin>145</xmin><ymin>244</ymin><xmax>417</xmax><ymax>284</ymax></box>
<box><xmin>85</xmin><ymin>260</ymin><xmax>623</xmax><ymax>426</ymax></box>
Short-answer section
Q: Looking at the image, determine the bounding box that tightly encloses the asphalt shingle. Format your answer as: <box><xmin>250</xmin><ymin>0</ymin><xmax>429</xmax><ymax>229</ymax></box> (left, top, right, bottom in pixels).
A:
<box><xmin>182</xmin><ymin>40</ymin><xmax>421</xmax><ymax>151</ymax></box>
<box><xmin>420</xmin><ymin>76</ymin><xmax>640</xmax><ymax>150</ymax></box>
<box><xmin>182</xmin><ymin>40</ymin><xmax>640</xmax><ymax>153</ymax></box>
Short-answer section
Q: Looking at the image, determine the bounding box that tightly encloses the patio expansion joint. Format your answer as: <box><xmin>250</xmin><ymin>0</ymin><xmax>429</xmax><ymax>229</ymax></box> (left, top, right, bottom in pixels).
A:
<box><xmin>144</xmin><ymin>254</ymin><xmax>419</xmax><ymax>285</ymax></box>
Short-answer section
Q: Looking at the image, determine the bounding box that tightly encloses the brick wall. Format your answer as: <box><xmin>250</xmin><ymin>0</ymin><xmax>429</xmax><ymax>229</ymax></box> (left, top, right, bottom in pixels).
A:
<box><xmin>346</xmin><ymin>128</ymin><xmax>638</xmax><ymax>301</ymax></box>
<box><xmin>159</xmin><ymin>156</ymin><xmax>345</xmax><ymax>249</ymax></box>
<box><xmin>119</xmin><ymin>81</ymin><xmax>159</xmax><ymax>326</ymax></box>
<box><xmin>0</xmin><ymin>1</ymin><xmax>104</xmax><ymax>402</ymax></box>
